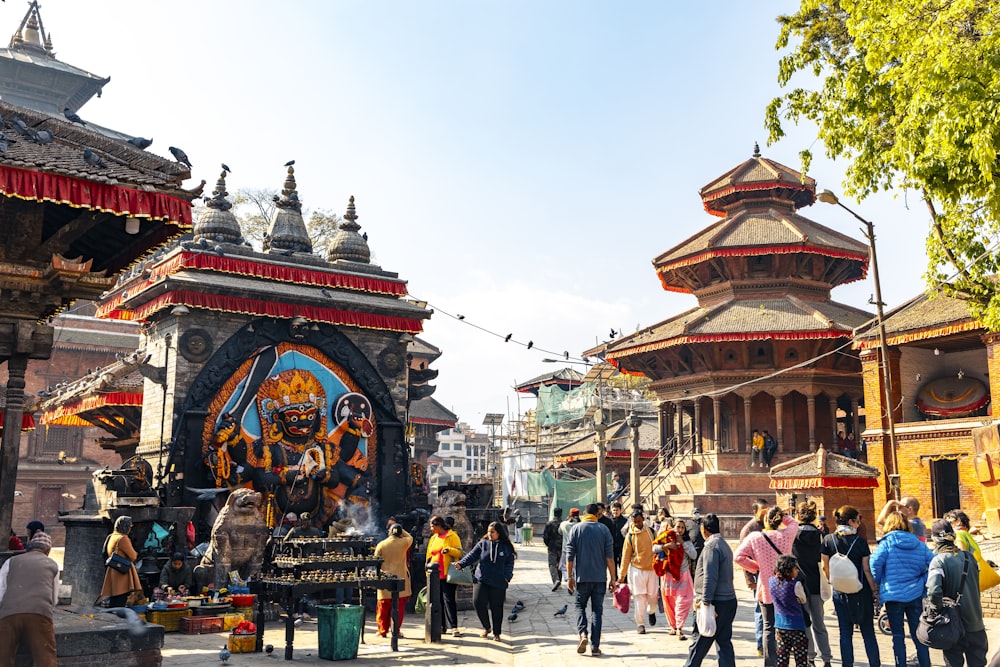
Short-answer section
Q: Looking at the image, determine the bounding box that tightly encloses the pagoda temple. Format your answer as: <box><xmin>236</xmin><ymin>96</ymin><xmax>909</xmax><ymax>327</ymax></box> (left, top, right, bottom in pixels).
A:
<box><xmin>597</xmin><ymin>147</ymin><xmax>874</xmax><ymax>518</ymax></box>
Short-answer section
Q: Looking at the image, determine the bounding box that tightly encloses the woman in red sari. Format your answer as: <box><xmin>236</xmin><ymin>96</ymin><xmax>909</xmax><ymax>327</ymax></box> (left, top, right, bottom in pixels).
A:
<box><xmin>654</xmin><ymin>517</ymin><xmax>697</xmax><ymax>640</ymax></box>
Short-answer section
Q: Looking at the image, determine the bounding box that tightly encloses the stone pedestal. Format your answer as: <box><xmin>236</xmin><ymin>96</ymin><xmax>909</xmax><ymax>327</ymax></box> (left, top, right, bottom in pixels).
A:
<box><xmin>61</xmin><ymin>513</ymin><xmax>109</xmax><ymax>606</ymax></box>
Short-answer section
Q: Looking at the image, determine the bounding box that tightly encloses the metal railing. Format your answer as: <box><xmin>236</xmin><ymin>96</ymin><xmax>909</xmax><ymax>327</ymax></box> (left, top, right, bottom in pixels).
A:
<box><xmin>635</xmin><ymin>435</ymin><xmax>696</xmax><ymax>509</ymax></box>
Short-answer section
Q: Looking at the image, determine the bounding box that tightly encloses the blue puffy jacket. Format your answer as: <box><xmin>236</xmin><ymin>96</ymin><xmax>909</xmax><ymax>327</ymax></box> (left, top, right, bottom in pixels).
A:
<box><xmin>869</xmin><ymin>529</ymin><xmax>934</xmax><ymax>603</ymax></box>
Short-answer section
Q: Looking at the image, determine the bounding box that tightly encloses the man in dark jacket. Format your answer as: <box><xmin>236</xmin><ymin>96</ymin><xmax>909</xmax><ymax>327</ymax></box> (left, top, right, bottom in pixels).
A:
<box><xmin>610</xmin><ymin>502</ymin><xmax>627</xmax><ymax>568</ymax></box>
<box><xmin>927</xmin><ymin>519</ymin><xmax>986</xmax><ymax>667</ymax></box>
<box><xmin>543</xmin><ymin>508</ymin><xmax>564</xmax><ymax>591</ymax></box>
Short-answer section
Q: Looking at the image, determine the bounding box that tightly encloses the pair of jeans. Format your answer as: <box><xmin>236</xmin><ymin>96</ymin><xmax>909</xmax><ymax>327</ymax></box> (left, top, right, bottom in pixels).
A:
<box><xmin>761</xmin><ymin>602</ymin><xmax>777</xmax><ymax>667</ymax></box>
<box><xmin>574</xmin><ymin>581</ymin><xmax>606</xmax><ymax>650</ymax></box>
<box><xmin>832</xmin><ymin>590</ymin><xmax>881</xmax><ymax>667</ymax></box>
<box><xmin>884</xmin><ymin>597</ymin><xmax>929</xmax><ymax>667</ymax></box>
<box><xmin>682</xmin><ymin>598</ymin><xmax>737</xmax><ymax>667</ymax></box>
<box><xmin>473</xmin><ymin>582</ymin><xmax>506</xmax><ymax>637</ymax></box>
<box><xmin>754</xmin><ymin>600</ymin><xmax>764</xmax><ymax>650</ymax></box>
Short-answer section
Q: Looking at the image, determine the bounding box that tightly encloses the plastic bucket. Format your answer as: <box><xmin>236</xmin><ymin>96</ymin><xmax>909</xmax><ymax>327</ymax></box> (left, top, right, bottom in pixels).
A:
<box><xmin>317</xmin><ymin>604</ymin><xmax>364</xmax><ymax>661</ymax></box>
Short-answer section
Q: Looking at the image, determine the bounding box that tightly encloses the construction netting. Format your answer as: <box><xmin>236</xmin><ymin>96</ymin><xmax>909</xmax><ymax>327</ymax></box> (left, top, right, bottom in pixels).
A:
<box><xmin>523</xmin><ymin>470</ymin><xmax>600</xmax><ymax>520</ymax></box>
<box><xmin>536</xmin><ymin>381</ymin><xmax>594</xmax><ymax>426</ymax></box>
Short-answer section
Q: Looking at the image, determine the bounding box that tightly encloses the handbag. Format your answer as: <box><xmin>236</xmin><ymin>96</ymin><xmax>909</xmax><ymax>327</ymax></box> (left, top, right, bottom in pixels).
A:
<box><xmin>973</xmin><ymin>547</ymin><xmax>1000</xmax><ymax>592</ymax></box>
<box><xmin>613</xmin><ymin>582</ymin><xmax>630</xmax><ymax>614</ymax></box>
<box><xmin>446</xmin><ymin>563</ymin><xmax>473</xmax><ymax>586</ymax></box>
<box><xmin>106</xmin><ymin>552</ymin><xmax>132</xmax><ymax>574</ymax></box>
<box><xmin>696</xmin><ymin>602</ymin><xmax>717</xmax><ymax>637</ymax></box>
<box><xmin>414</xmin><ymin>586</ymin><xmax>428</xmax><ymax>614</ymax></box>
<box><xmin>917</xmin><ymin>552</ymin><xmax>969</xmax><ymax>650</ymax></box>
<box><xmin>819</xmin><ymin>572</ymin><xmax>833</xmax><ymax>602</ymax></box>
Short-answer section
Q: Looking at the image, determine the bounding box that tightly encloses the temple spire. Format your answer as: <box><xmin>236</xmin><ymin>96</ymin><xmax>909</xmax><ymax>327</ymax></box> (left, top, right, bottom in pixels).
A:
<box><xmin>753</xmin><ymin>142</ymin><xmax>761</xmax><ymax>158</ymax></box>
<box><xmin>327</xmin><ymin>195</ymin><xmax>371</xmax><ymax>264</ymax></box>
<box><xmin>10</xmin><ymin>2</ymin><xmax>52</xmax><ymax>56</ymax></box>
<box><xmin>264</xmin><ymin>164</ymin><xmax>312</xmax><ymax>254</ymax></box>
<box><xmin>193</xmin><ymin>168</ymin><xmax>244</xmax><ymax>245</ymax></box>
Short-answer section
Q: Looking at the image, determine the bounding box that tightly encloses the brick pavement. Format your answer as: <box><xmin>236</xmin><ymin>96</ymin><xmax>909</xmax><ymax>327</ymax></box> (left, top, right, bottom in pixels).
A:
<box><xmin>160</xmin><ymin>543</ymin><xmax>998</xmax><ymax>666</ymax></box>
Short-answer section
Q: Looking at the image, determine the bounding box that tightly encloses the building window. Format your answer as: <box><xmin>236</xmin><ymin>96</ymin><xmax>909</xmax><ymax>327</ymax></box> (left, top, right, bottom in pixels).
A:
<box><xmin>440</xmin><ymin>443</ymin><xmax>450</xmax><ymax>451</ymax></box>
<box><xmin>466</xmin><ymin>460</ymin><xmax>472</xmax><ymax>471</ymax></box>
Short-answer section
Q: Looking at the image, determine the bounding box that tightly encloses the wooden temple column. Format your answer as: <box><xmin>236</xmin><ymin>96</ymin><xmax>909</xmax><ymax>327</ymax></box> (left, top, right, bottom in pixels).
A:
<box><xmin>743</xmin><ymin>395</ymin><xmax>752</xmax><ymax>453</ymax></box>
<box><xmin>0</xmin><ymin>354</ymin><xmax>30</xmax><ymax>538</ymax></box>
<box><xmin>674</xmin><ymin>402</ymin><xmax>683</xmax><ymax>449</ymax></box>
<box><xmin>806</xmin><ymin>395</ymin><xmax>816</xmax><ymax>452</ymax></box>
<box><xmin>712</xmin><ymin>397</ymin><xmax>721</xmax><ymax>452</ymax></box>
<box><xmin>829</xmin><ymin>397</ymin><xmax>838</xmax><ymax>448</ymax></box>
<box><xmin>774</xmin><ymin>395</ymin><xmax>784</xmax><ymax>450</ymax></box>
<box><xmin>694</xmin><ymin>399</ymin><xmax>703</xmax><ymax>453</ymax></box>
<box><xmin>850</xmin><ymin>397</ymin><xmax>860</xmax><ymax>439</ymax></box>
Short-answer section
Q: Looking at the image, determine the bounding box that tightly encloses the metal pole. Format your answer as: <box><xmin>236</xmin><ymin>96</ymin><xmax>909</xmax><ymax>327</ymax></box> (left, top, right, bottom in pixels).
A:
<box><xmin>628</xmin><ymin>411</ymin><xmax>642</xmax><ymax>510</ymax></box>
<box><xmin>836</xmin><ymin>202</ymin><xmax>901</xmax><ymax>500</ymax></box>
<box><xmin>595</xmin><ymin>423</ymin><xmax>607</xmax><ymax>505</ymax></box>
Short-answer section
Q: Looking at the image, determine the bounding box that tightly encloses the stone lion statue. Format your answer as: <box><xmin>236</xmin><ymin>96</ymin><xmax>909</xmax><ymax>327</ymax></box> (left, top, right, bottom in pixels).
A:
<box><xmin>195</xmin><ymin>488</ymin><xmax>269</xmax><ymax>590</ymax></box>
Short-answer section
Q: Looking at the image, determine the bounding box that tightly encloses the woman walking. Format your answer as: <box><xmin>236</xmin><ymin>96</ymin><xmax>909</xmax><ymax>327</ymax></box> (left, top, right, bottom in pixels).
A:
<box><xmin>769</xmin><ymin>555</ymin><xmax>809</xmax><ymax>667</ymax></box>
<box><xmin>791</xmin><ymin>500</ymin><xmax>832</xmax><ymax>667</ymax></box>
<box><xmin>870</xmin><ymin>511</ymin><xmax>933</xmax><ymax>667</ymax></box>
<box><xmin>374</xmin><ymin>523</ymin><xmax>413</xmax><ymax>638</ymax></box>
<box><xmin>734</xmin><ymin>506</ymin><xmax>799</xmax><ymax>666</ymax></box>
<box><xmin>426</xmin><ymin>515</ymin><xmax>464</xmax><ymax>636</ymax></box>
<box><xmin>455</xmin><ymin>521</ymin><xmax>516</xmax><ymax>642</ymax></box>
<box><xmin>821</xmin><ymin>506</ymin><xmax>880</xmax><ymax>667</ymax></box>
<box><xmin>99</xmin><ymin>516</ymin><xmax>142</xmax><ymax>608</ymax></box>
<box><xmin>655</xmin><ymin>517</ymin><xmax>697</xmax><ymax>640</ymax></box>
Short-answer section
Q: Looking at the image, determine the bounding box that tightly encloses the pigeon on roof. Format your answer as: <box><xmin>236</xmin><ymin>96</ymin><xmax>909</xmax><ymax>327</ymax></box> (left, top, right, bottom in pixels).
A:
<box><xmin>63</xmin><ymin>107</ymin><xmax>85</xmax><ymax>125</ymax></box>
<box><xmin>169</xmin><ymin>146</ymin><xmax>192</xmax><ymax>168</ymax></box>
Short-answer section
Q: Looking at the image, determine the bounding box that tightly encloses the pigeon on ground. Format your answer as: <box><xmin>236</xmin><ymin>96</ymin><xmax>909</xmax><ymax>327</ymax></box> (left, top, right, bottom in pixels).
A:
<box><xmin>83</xmin><ymin>148</ymin><xmax>107</xmax><ymax>168</ymax></box>
<box><xmin>265</xmin><ymin>644</ymin><xmax>274</xmax><ymax>655</ymax></box>
<box><xmin>507</xmin><ymin>612</ymin><xmax>517</xmax><ymax>622</ymax></box>
<box><xmin>511</xmin><ymin>600</ymin><xmax>525</xmax><ymax>612</ymax></box>
<box><xmin>169</xmin><ymin>146</ymin><xmax>192</xmax><ymax>168</ymax></box>
<box><xmin>63</xmin><ymin>107</ymin><xmax>85</xmax><ymax>125</ymax></box>
<box><xmin>127</xmin><ymin>136</ymin><xmax>153</xmax><ymax>149</ymax></box>
<box><xmin>219</xmin><ymin>646</ymin><xmax>231</xmax><ymax>664</ymax></box>
<box><xmin>284</xmin><ymin>159</ymin><xmax>295</xmax><ymax>167</ymax></box>
<box><xmin>554</xmin><ymin>604</ymin><xmax>568</xmax><ymax>617</ymax></box>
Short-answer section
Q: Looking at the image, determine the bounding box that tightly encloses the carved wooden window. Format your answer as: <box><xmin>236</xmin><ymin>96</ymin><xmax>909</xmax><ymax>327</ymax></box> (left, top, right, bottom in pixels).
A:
<box><xmin>785</xmin><ymin>348</ymin><xmax>799</xmax><ymax>363</ymax></box>
<box><xmin>752</xmin><ymin>343</ymin><xmax>774</xmax><ymax>367</ymax></box>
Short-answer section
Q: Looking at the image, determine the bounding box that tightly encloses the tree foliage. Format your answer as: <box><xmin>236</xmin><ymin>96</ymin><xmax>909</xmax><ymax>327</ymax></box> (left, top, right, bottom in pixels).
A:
<box><xmin>232</xmin><ymin>188</ymin><xmax>343</xmax><ymax>255</ymax></box>
<box><xmin>767</xmin><ymin>0</ymin><xmax>1000</xmax><ymax>329</ymax></box>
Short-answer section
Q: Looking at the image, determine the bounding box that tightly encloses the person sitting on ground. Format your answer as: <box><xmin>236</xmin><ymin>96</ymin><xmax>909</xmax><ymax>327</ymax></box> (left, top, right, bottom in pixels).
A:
<box><xmin>159</xmin><ymin>552</ymin><xmax>193</xmax><ymax>595</ymax></box>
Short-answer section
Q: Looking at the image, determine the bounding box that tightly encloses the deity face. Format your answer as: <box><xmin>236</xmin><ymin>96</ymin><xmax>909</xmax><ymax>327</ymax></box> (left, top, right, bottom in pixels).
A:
<box><xmin>274</xmin><ymin>402</ymin><xmax>320</xmax><ymax>442</ymax></box>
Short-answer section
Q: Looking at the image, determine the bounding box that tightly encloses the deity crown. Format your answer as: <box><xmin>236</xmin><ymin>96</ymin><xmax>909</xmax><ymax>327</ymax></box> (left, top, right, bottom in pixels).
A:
<box><xmin>273</xmin><ymin>371</ymin><xmax>325</xmax><ymax>407</ymax></box>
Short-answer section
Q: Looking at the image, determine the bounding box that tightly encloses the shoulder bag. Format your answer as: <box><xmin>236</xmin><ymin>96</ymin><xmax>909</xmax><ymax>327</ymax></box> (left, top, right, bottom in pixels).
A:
<box><xmin>916</xmin><ymin>552</ymin><xmax>969</xmax><ymax>650</ymax></box>
<box><xmin>446</xmin><ymin>562</ymin><xmax>473</xmax><ymax>586</ymax></box>
<box><xmin>104</xmin><ymin>534</ymin><xmax>132</xmax><ymax>574</ymax></box>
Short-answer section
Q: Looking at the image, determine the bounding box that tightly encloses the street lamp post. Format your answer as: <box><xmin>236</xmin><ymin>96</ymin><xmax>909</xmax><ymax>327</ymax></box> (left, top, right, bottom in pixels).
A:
<box><xmin>818</xmin><ymin>190</ymin><xmax>901</xmax><ymax>500</ymax></box>
<box><xmin>627</xmin><ymin>410</ymin><xmax>643</xmax><ymax>510</ymax></box>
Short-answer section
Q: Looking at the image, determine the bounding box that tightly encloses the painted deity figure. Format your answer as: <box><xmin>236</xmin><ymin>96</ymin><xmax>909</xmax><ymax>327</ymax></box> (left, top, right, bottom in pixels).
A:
<box><xmin>204</xmin><ymin>365</ymin><xmax>374</xmax><ymax>528</ymax></box>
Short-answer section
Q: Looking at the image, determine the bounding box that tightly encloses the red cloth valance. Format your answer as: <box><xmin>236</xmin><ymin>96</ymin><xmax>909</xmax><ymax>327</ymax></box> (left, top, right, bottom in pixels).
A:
<box><xmin>0</xmin><ymin>412</ymin><xmax>36</xmax><ymax>431</ymax></box>
<box><xmin>608</xmin><ymin>330</ymin><xmax>850</xmax><ymax>360</ymax></box>
<box><xmin>702</xmin><ymin>182</ymin><xmax>815</xmax><ymax>217</ymax></box>
<box><xmin>40</xmin><ymin>392</ymin><xmax>143</xmax><ymax>426</ymax></box>
<box><xmin>0</xmin><ymin>164</ymin><xmax>191</xmax><ymax>226</ymax></box>
<box><xmin>855</xmin><ymin>320</ymin><xmax>981</xmax><ymax>350</ymax></box>
<box><xmin>769</xmin><ymin>477</ymin><xmax>879</xmax><ymax>490</ymax></box>
<box><xmin>657</xmin><ymin>245</ymin><xmax>868</xmax><ymax>274</ymax></box>
<box><xmin>103</xmin><ymin>290</ymin><xmax>424</xmax><ymax>334</ymax></box>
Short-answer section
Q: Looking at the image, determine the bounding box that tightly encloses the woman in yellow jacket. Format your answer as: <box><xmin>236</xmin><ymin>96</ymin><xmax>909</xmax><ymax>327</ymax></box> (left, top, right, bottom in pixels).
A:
<box><xmin>99</xmin><ymin>516</ymin><xmax>143</xmax><ymax>607</ymax></box>
<box><xmin>426</xmin><ymin>515</ymin><xmax>463</xmax><ymax>636</ymax></box>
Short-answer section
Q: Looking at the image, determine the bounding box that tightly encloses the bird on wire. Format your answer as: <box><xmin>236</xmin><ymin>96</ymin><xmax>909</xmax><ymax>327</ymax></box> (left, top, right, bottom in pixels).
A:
<box><xmin>169</xmin><ymin>146</ymin><xmax>192</xmax><ymax>168</ymax></box>
<box><xmin>527</xmin><ymin>341</ymin><xmax>534</xmax><ymax>350</ymax></box>
<box><xmin>63</xmin><ymin>107</ymin><xmax>85</xmax><ymax>125</ymax></box>
<box><xmin>457</xmin><ymin>314</ymin><xmax>465</xmax><ymax>320</ymax></box>
<box><xmin>504</xmin><ymin>333</ymin><xmax>512</xmax><ymax>342</ymax></box>
<box><xmin>127</xmin><ymin>136</ymin><xmax>153</xmax><ymax>149</ymax></box>
<box><xmin>83</xmin><ymin>148</ymin><xmax>107</xmax><ymax>168</ymax></box>
<box><xmin>554</xmin><ymin>604</ymin><xmax>568</xmax><ymax>617</ymax></box>
<box><xmin>219</xmin><ymin>646</ymin><xmax>231</xmax><ymax>664</ymax></box>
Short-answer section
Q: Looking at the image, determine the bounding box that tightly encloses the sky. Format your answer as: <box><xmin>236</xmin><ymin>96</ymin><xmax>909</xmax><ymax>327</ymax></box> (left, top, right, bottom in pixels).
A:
<box><xmin>19</xmin><ymin>1</ymin><xmax>932</xmax><ymax>433</ymax></box>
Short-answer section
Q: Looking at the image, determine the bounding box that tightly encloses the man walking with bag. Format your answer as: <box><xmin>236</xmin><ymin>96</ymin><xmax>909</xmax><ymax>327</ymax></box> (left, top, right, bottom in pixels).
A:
<box><xmin>566</xmin><ymin>503</ymin><xmax>615</xmax><ymax>657</ymax></box>
<box><xmin>682</xmin><ymin>514</ymin><xmax>736</xmax><ymax>667</ymax></box>
<box><xmin>926</xmin><ymin>519</ymin><xmax>988</xmax><ymax>667</ymax></box>
<box><xmin>618</xmin><ymin>508</ymin><xmax>658</xmax><ymax>634</ymax></box>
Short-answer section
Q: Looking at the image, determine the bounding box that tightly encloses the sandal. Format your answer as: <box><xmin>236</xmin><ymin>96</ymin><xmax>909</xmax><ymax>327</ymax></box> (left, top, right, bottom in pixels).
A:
<box><xmin>481</xmin><ymin>630</ymin><xmax>490</xmax><ymax>638</ymax></box>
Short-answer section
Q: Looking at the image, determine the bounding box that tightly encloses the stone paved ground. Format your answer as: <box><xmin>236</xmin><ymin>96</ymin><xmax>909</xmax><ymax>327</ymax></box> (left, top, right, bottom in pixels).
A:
<box><xmin>159</xmin><ymin>543</ymin><xmax>999</xmax><ymax>667</ymax></box>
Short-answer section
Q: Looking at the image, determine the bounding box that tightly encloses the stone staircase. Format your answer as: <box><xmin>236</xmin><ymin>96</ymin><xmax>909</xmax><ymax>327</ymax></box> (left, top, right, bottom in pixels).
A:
<box><xmin>641</xmin><ymin>451</ymin><xmax>790</xmax><ymax>536</ymax></box>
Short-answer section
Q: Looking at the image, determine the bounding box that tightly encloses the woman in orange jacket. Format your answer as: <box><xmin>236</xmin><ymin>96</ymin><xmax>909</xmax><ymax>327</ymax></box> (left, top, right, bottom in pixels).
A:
<box><xmin>426</xmin><ymin>515</ymin><xmax>463</xmax><ymax>636</ymax></box>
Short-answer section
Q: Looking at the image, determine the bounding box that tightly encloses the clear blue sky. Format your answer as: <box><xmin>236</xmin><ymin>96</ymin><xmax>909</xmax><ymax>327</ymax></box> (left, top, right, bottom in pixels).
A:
<box><xmin>26</xmin><ymin>1</ymin><xmax>930</xmax><ymax>429</ymax></box>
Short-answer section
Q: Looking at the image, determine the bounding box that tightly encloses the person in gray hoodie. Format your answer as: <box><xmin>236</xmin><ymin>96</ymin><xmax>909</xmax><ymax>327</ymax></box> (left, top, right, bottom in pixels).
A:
<box><xmin>926</xmin><ymin>519</ymin><xmax>987</xmax><ymax>667</ymax></box>
<box><xmin>682</xmin><ymin>513</ymin><xmax>737</xmax><ymax>667</ymax></box>
<box><xmin>870</xmin><ymin>511</ymin><xmax>934</xmax><ymax>667</ymax></box>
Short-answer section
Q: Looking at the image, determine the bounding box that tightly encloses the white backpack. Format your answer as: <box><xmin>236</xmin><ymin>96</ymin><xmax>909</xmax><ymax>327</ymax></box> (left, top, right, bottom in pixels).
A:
<box><xmin>829</xmin><ymin>536</ymin><xmax>862</xmax><ymax>594</ymax></box>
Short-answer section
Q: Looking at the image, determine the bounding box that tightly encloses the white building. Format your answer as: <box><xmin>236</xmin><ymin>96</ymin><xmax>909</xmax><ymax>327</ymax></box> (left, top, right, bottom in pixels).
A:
<box><xmin>427</xmin><ymin>423</ymin><xmax>490</xmax><ymax>498</ymax></box>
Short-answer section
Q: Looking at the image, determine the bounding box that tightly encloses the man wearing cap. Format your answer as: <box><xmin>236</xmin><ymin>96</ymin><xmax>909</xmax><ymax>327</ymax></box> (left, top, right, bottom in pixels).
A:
<box><xmin>159</xmin><ymin>552</ymin><xmax>193</xmax><ymax>595</ymax></box>
<box><xmin>926</xmin><ymin>519</ymin><xmax>987</xmax><ymax>667</ymax></box>
<box><xmin>0</xmin><ymin>531</ymin><xmax>59</xmax><ymax>667</ymax></box>
<box><xmin>619</xmin><ymin>508</ymin><xmax>658</xmax><ymax>634</ymax></box>
<box><xmin>566</xmin><ymin>503</ymin><xmax>615</xmax><ymax>657</ymax></box>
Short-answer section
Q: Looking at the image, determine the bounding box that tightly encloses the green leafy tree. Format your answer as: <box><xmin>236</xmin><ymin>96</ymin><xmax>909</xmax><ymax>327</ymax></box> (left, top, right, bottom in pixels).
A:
<box><xmin>767</xmin><ymin>0</ymin><xmax>1000</xmax><ymax>329</ymax></box>
<box><xmin>231</xmin><ymin>190</ymin><xmax>344</xmax><ymax>256</ymax></box>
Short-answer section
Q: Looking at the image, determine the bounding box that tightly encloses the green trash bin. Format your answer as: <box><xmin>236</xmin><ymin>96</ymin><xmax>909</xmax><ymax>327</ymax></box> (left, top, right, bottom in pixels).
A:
<box><xmin>317</xmin><ymin>604</ymin><xmax>364</xmax><ymax>661</ymax></box>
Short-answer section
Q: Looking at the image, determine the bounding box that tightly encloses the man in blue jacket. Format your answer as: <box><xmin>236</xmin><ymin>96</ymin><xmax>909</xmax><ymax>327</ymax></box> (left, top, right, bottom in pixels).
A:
<box><xmin>566</xmin><ymin>503</ymin><xmax>615</xmax><ymax>657</ymax></box>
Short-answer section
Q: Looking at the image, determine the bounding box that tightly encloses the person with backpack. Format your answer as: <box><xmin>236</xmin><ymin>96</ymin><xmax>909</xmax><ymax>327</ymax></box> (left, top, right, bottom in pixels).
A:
<box><xmin>734</xmin><ymin>506</ymin><xmax>799</xmax><ymax>666</ymax></box>
<box><xmin>869</xmin><ymin>511</ymin><xmax>934</xmax><ymax>667</ymax></box>
<box><xmin>543</xmin><ymin>508</ymin><xmax>564</xmax><ymax>591</ymax></box>
<box><xmin>926</xmin><ymin>519</ymin><xmax>987</xmax><ymax>667</ymax></box>
<box><xmin>821</xmin><ymin>505</ymin><xmax>880</xmax><ymax>667</ymax></box>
